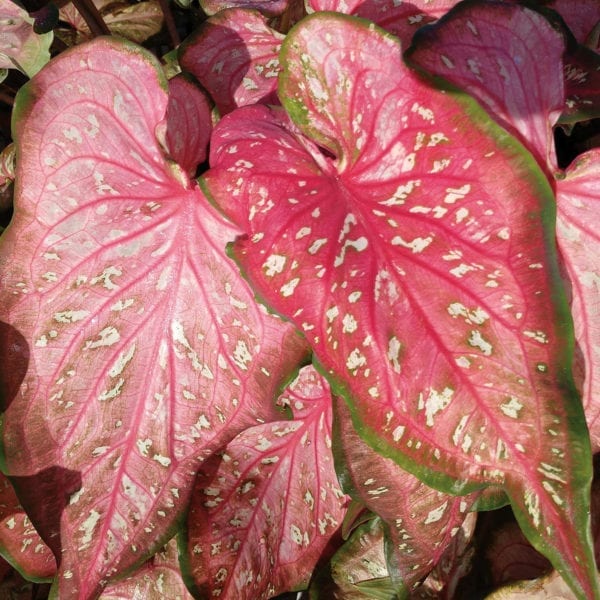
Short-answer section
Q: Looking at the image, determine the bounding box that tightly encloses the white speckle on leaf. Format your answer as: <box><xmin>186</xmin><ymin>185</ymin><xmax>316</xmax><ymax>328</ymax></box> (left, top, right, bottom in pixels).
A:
<box><xmin>499</xmin><ymin>396</ymin><xmax>523</xmax><ymax>419</ymax></box>
<box><xmin>468</xmin><ymin>330</ymin><xmax>492</xmax><ymax>355</ymax></box>
<box><xmin>424</xmin><ymin>501</ymin><xmax>448</xmax><ymax>524</ymax></box>
<box><xmin>263</xmin><ymin>254</ymin><xmax>286</xmax><ymax>276</ymax></box>
<box><xmin>425</xmin><ymin>387</ymin><xmax>454</xmax><ymax>427</ymax></box>
<box><xmin>280</xmin><ymin>277</ymin><xmax>300</xmax><ymax>297</ymax></box>
<box><xmin>85</xmin><ymin>326</ymin><xmax>120</xmax><ymax>350</ymax></box>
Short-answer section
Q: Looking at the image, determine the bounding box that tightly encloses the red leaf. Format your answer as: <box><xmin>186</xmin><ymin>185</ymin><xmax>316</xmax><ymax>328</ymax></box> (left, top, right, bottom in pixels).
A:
<box><xmin>555</xmin><ymin>149</ymin><xmax>600</xmax><ymax>451</ymax></box>
<box><xmin>179</xmin><ymin>9</ymin><xmax>283</xmax><ymax>116</ymax></box>
<box><xmin>334</xmin><ymin>397</ymin><xmax>478</xmax><ymax>589</ymax></box>
<box><xmin>166</xmin><ymin>74</ymin><xmax>212</xmax><ymax>176</ymax></box>
<box><xmin>204</xmin><ymin>13</ymin><xmax>598</xmax><ymax>598</ymax></box>
<box><xmin>548</xmin><ymin>0</ymin><xmax>600</xmax><ymax>46</ymax></box>
<box><xmin>0</xmin><ymin>473</ymin><xmax>56</xmax><ymax>581</ymax></box>
<box><xmin>406</xmin><ymin>1</ymin><xmax>566</xmax><ymax>171</ymax></box>
<box><xmin>561</xmin><ymin>45</ymin><xmax>600</xmax><ymax>125</ymax></box>
<box><xmin>0</xmin><ymin>37</ymin><xmax>307</xmax><ymax>598</ymax></box>
<box><xmin>198</xmin><ymin>0</ymin><xmax>290</xmax><ymax>17</ymax></box>
<box><xmin>307</xmin><ymin>0</ymin><xmax>458</xmax><ymax>45</ymax></box>
<box><xmin>100</xmin><ymin>538</ymin><xmax>193</xmax><ymax>599</ymax></box>
<box><xmin>185</xmin><ymin>366</ymin><xmax>347</xmax><ymax>599</ymax></box>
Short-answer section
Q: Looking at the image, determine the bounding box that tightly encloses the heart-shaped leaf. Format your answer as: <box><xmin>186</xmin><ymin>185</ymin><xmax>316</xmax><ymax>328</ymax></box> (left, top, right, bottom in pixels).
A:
<box><xmin>179</xmin><ymin>9</ymin><xmax>283</xmax><ymax>116</ymax></box>
<box><xmin>555</xmin><ymin>149</ymin><xmax>600</xmax><ymax>451</ymax></box>
<box><xmin>406</xmin><ymin>1</ymin><xmax>566</xmax><ymax>171</ymax></box>
<box><xmin>203</xmin><ymin>13</ymin><xmax>598</xmax><ymax>598</ymax></box>
<box><xmin>184</xmin><ymin>365</ymin><xmax>347</xmax><ymax>599</ymax></box>
<box><xmin>0</xmin><ymin>37</ymin><xmax>307</xmax><ymax>598</ymax></box>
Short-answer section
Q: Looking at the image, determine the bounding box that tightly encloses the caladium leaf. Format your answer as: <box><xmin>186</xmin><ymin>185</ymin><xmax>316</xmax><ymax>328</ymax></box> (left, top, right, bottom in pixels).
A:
<box><xmin>485</xmin><ymin>569</ymin><xmax>581</xmax><ymax>600</ymax></box>
<box><xmin>204</xmin><ymin>13</ymin><xmax>598</xmax><ymax>599</ymax></box>
<box><xmin>0</xmin><ymin>473</ymin><xmax>56</xmax><ymax>581</ymax></box>
<box><xmin>555</xmin><ymin>149</ymin><xmax>600</xmax><ymax>451</ymax></box>
<box><xmin>484</xmin><ymin>519</ymin><xmax>552</xmax><ymax>588</ymax></box>
<box><xmin>406</xmin><ymin>0</ymin><xmax>566</xmax><ymax>172</ymax></box>
<box><xmin>184</xmin><ymin>365</ymin><xmax>347</xmax><ymax>599</ymax></box>
<box><xmin>0</xmin><ymin>37</ymin><xmax>307</xmax><ymax>598</ymax></box>
<box><xmin>561</xmin><ymin>45</ymin><xmax>600</xmax><ymax>125</ymax></box>
<box><xmin>59</xmin><ymin>0</ymin><xmax>163</xmax><ymax>44</ymax></box>
<box><xmin>548</xmin><ymin>0</ymin><xmax>600</xmax><ymax>47</ymax></box>
<box><xmin>199</xmin><ymin>0</ymin><xmax>289</xmax><ymax>18</ymax></box>
<box><xmin>333</xmin><ymin>396</ymin><xmax>478</xmax><ymax>590</ymax></box>
<box><xmin>0</xmin><ymin>0</ymin><xmax>52</xmax><ymax>77</ymax></box>
<box><xmin>179</xmin><ymin>9</ymin><xmax>283</xmax><ymax>116</ymax></box>
<box><xmin>412</xmin><ymin>511</ymin><xmax>476</xmax><ymax>599</ymax></box>
<box><xmin>166</xmin><ymin>74</ymin><xmax>213</xmax><ymax>176</ymax></box>
<box><xmin>99</xmin><ymin>538</ymin><xmax>193</xmax><ymax>599</ymax></box>
<box><xmin>306</xmin><ymin>0</ymin><xmax>459</xmax><ymax>45</ymax></box>
<box><xmin>328</xmin><ymin>517</ymin><xmax>398</xmax><ymax>599</ymax></box>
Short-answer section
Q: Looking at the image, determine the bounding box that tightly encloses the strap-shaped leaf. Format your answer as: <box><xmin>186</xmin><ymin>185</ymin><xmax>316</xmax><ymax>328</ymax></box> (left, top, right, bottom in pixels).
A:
<box><xmin>179</xmin><ymin>9</ymin><xmax>283</xmax><ymax>115</ymax></box>
<box><xmin>406</xmin><ymin>0</ymin><xmax>566</xmax><ymax>171</ymax></box>
<box><xmin>184</xmin><ymin>366</ymin><xmax>347</xmax><ymax>599</ymax></box>
<box><xmin>555</xmin><ymin>149</ymin><xmax>600</xmax><ymax>451</ymax></box>
<box><xmin>204</xmin><ymin>13</ymin><xmax>598</xmax><ymax>598</ymax></box>
<box><xmin>0</xmin><ymin>37</ymin><xmax>307</xmax><ymax>598</ymax></box>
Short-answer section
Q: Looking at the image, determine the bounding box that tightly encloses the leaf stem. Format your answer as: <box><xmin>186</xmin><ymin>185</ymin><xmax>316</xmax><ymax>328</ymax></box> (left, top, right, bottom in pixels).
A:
<box><xmin>157</xmin><ymin>0</ymin><xmax>180</xmax><ymax>47</ymax></box>
<box><xmin>71</xmin><ymin>0</ymin><xmax>111</xmax><ymax>37</ymax></box>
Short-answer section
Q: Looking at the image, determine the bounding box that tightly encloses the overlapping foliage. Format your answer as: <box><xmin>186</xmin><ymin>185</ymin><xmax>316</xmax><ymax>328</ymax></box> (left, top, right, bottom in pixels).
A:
<box><xmin>0</xmin><ymin>0</ymin><xmax>598</xmax><ymax>598</ymax></box>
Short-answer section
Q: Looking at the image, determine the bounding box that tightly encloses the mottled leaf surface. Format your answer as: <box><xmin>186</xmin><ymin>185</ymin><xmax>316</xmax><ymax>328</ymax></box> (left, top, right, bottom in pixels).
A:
<box><xmin>179</xmin><ymin>9</ymin><xmax>283</xmax><ymax>116</ymax></box>
<box><xmin>0</xmin><ymin>37</ymin><xmax>306</xmax><ymax>598</ymax></box>
<box><xmin>307</xmin><ymin>0</ymin><xmax>458</xmax><ymax>45</ymax></box>
<box><xmin>555</xmin><ymin>149</ymin><xmax>600</xmax><ymax>451</ymax></box>
<box><xmin>0</xmin><ymin>0</ymin><xmax>52</xmax><ymax>76</ymax></box>
<box><xmin>0</xmin><ymin>474</ymin><xmax>56</xmax><ymax>581</ymax></box>
<box><xmin>406</xmin><ymin>1</ymin><xmax>566</xmax><ymax>171</ymax></box>
<box><xmin>184</xmin><ymin>366</ymin><xmax>347</xmax><ymax>599</ymax></box>
<box><xmin>561</xmin><ymin>45</ymin><xmax>600</xmax><ymax>125</ymax></box>
<box><xmin>204</xmin><ymin>13</ymin><xmax>598</xmax><ymax>598</ymax></box>
<box><xmin>59</xmin><ymin>0</ymin><xmax>163</xmax><ymax>44</ymax></box>
<box><xmin>166</xmin><ymin>74</ymin><xmax>213</xmax><ymax>176</ymax></box>
<box><xmin>198</xmin><ymin>0</ymin><xmax>289</xmax><ymax>18</ymax></box>
<box><xmin>334</xmin><ymin>397</ymin><xmax>477</xmax><ymax>590</ymax></box>
<box><xmin>99</xmin><ymin>538</ymin><xmax>193</xmax><ymax>599</ymax></box>
<box><xmin>329</xmin><ymin>517</ymin><xmax>397</xmax><ymax>599</ymax></box>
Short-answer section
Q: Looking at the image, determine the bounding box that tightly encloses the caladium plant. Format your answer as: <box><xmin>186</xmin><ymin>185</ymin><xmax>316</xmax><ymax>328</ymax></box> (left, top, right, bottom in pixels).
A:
<box><xmin>0</xmin><ymin>0</ymin><xmax>598</xmax><ymax>599</ymax></box>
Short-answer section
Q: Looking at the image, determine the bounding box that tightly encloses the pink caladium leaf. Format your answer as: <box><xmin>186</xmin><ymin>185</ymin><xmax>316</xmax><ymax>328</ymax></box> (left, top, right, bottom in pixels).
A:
<box><xmin>203</xmin><ymin>13</ymin><xmax>599</xmax><ymax>599</ymax></box>
<box><xmin>333</xmin><ymin>397</ymin><xmax>478</xmax><ymax>590</ymax></box>
<box><xmin>406</xmin><ymin>1</ymin><xmax>566</xmax><ymax>172</ymax></box>
<box><xmin>166</xmin><ymin>74</ymin><xmax>213</xmax><ymax>176</ymax></box>
<box><xmin>100</xmin><ymin>538</ymin><xmax>193</xmax><ymax>599</ymax></box>
<box><xmin>179</xmin><ymin>9</ymin><xmax>283</xmax><ymax>116</ymax></box>
<box><xmin>0</xmin><ymin>473</ymin><xmax>56</xmax><ymax>581</ymax></box>
<box><xmin>198</xmin><ymin>0</ymin><xmax>289</xmax><ymax>19</ymax></box>
<box><xmin>307</xmin><ymin>0</ymin><xmax>459</xmax><ymax>45</ymax></box>
<box><xmin>555</xmin><ymin>149</ymin><xmax>600</xmax><ymax>451</ymax></box>
<box><xmin>0</xmin><ymin>0</ymin><xmax>52</xmax><ymax>77</ymax></box>
<box><xmin>184</xmin><ymin>365</ymin><xmax>347</xmax><ymax>599</ymax></box>
<box><xmin>0</xmin><ymin>37</ymin><xmax>307</xmax><ymax>598</ymax></box>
